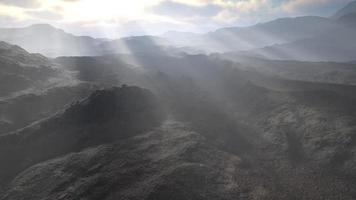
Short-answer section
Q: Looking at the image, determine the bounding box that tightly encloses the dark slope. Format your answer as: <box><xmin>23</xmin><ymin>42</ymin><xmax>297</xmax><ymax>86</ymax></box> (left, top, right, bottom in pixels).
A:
<box><xmin>1</xmin><ymin>53</ymin><xmax>356</xmax><ymax>199</ymax></box>
<box><xmin>1</xmin><ymin>82</ymin><xmax>356</xmax><ymax>199</ymax></box>
<box><xmin>0</xmin><ymin>41</ymin><xmax>64</xmax><ymax>98</ymax></box>
<box><xmin>54</xmin><ymin>55</ymin><xmax>140</xmax><ymax>85</ymax></box>
<box><xmin>0</xmin><ymin>41</ymin><xmax>94</xmax><ymax>134</ymax></box>
<box><xmin>0</xmin><ymin>83</ymin><xmax>96</xmax><ymax>134</ymax></box>
<box><xmin>332</xmin><ymin>0</ymin><xmax>356</xmax><ymax>19</ymax></box>
<box><xmin>0</xmin><ymin>86</ymin><xmax>165</xmax><ymax>187</ymax></box>
<box><xmin>0</xmin><ymin>121</ymin><xmax>250</xmax><ymax>200</ymax></box>
<box><xmin>55</xmin><ymin>54</ymin><xmax>356</xmax><ymax>173</ymax></box>
<box><xmin>3</xmin><ymin>120</ymin><xmax>354</xmax><ymax>200</ymax></box>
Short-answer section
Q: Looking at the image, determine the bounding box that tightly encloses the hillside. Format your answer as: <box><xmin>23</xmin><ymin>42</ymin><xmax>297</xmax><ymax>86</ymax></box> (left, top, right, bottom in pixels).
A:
<box><xmin>249</xmin><ymin>1</ymin><xmax>356</xmax><ymax>62</ymax></box>
<box><xmin>0</xmin><ymin>86</ymin><xmax>165</xmax><ymax>188</ymax></box>
<box><xmin>1</xmin><ymin>59</ymin><xmax>356</xmax><ymax>199</ymax></box>
<box><xmin>217</xmin><ymin>53</ymin><xmax>356</xmax><ymax>85</ymax></box>
<box><xmin>332</xmin><ymin>0</ymin><xmax>356</xmax><ymax>19</ymax></box>
<box><xmin>0</xmin><ymin>41</ymin><xmax>68</xmax><ymax>98</ymax></box>
<box><xmin>163</xmin><ymin>16</ymin><xmax>333</xmax><ymax>52</ymax></box>
<box><xmin>1</xmin><ymin>1</ymin><xmax>356</xmax><ymax>197</ymax></box>
<box><xmin>0</xmin><ymin>24</ymin><xmax>102</xmax><ymax>57</ymax></box>
<box><xmin>0</xmin><ymin>25</ymin><xmax>184</xmax><ymax>57</ymax></box>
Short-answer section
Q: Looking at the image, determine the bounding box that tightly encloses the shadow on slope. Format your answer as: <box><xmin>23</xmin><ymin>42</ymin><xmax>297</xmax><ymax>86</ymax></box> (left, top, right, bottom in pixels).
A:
<box><xmin>0</xmin><ymin>86</ymin><xmax>165</xmax><ymax>186</ymax></box>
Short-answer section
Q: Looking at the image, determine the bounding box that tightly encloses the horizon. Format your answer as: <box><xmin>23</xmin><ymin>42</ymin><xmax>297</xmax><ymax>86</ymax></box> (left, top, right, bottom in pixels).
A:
<box><xmin>1</xmin><ymin>0</ymin><xmax>356</xmax><ymax>199</ymax></box>
<box><xmin>0</xmin><ymin>0</ymin><xmax>354</xmax><ymax>38</ymax></box>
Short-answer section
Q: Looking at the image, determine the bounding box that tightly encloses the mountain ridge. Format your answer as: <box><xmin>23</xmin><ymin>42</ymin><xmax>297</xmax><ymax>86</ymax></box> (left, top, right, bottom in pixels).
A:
<box><xmin>332</xmin><ymin>0</ymin><xmax>356</xmax><ymax>19</ymax></box>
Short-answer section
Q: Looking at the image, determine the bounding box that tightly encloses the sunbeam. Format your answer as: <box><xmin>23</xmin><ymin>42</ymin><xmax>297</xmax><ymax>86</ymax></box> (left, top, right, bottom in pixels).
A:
<box><xmin>1</xmin><ymin>1</ymin><xmax>356</xmax><ymax>199</ymax></box>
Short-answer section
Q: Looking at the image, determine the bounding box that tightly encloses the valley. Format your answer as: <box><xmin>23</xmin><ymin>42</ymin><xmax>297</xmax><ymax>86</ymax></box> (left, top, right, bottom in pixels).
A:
<box><xmin>1</xmin><ymin>1</ymin><xmax>356</xmax><ymax>199</ymax></box>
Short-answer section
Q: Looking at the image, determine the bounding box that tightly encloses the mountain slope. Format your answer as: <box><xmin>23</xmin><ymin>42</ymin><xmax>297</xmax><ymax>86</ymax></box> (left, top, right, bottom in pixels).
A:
<box><xmin>0</xmin><ymin>86</ymin><xmax>165</xmax><ymax>187</ymax></box>
<box><xmin>1</xmin><ymin>51</ymin><xmax>356</xmax><ymax>198</ymax></box>
<box><xmin>163</xmin><ymin>16</ymin><xmax>333</xmax><ymax>52</ymax></box>
<box><xmin>249</xmin><ymin>1</ymin><xmax>356</xmax><ymax>62</ymax></box>
<box><xmin>0</xmin><ymin>83</ymin><xmax>96</xmax><ymax>134</ymax></box>
<box><xmin>0</xmin><ymin>24</ymin><xmax>102</xmax><ymax>57</ymax></box>
<box><xmin>0</xmin><ymin>41</ymin><xmax>67</xmax><ymax>98</ymax></box>
<box><xmin>217</xmin><ymin>53</ymin><xmax>356</xmax><ymax>85</ymax></box>
<box><xmin>1</xmin><ymin>80</ymin><xmax>356</xmax><ymax>199</ymax></box>
<box><xmin>252</xmin><ymin>24</ymin><xmax>356</xmax><ymax>62</ymax></box>
<box><xmin>332</xmin><ymin>0</ymin><xmax>356</xmax><ymax>19</ymax></box>
<box><xmin>0</xmin><ymin>24</ymin><xmax>186</xmax><ymax>57</ymax></box>
<box><xmin>1</xmin><ymin>120</ymin><xmax>250</xmax><ymax>200</ymax></box>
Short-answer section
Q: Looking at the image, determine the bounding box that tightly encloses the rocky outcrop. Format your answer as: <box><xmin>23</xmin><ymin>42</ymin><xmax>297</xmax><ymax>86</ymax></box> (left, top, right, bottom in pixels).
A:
<box><xmin>0</xmin><ymin>86</ymin><xmax>165</xmax><ymax>187</ymax></box>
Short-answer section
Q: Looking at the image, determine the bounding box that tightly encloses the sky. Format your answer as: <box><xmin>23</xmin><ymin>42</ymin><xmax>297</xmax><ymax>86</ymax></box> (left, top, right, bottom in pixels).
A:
<box><xmin>0</xmin><ymin>0</ymin><xmax>353</xmax><ymax>38</ymax></box>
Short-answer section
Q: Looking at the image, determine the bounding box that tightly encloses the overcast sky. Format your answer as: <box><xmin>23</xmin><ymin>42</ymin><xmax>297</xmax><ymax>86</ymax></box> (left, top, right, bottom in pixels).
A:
<box><xmin>0</xmin><ymin>0</ymin><xmax>353</xmax><ymax>38</ymax></box>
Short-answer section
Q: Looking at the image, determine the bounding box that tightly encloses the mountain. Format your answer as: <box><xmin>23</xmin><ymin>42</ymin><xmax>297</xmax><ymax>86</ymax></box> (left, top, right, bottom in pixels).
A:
<box><xmin>248</xmin><ymin>1</ymin><xmax>356</xmax><ymax>62</ymax></box>
<box><xmin>2</xmin><ymin>53</ymin><xmax>356</xmax><ymax>199</ymax></box>
<box><xmin>2</xmin><ymin>49</ymin><xmax>356</xmax><ymax>198</ymax></box>
<box><xmin>1</xmin><ymin>6</ymin><xmax>356</xmax><ymax>197</ymax></box>
<box><xmin>216</xmin><ymin>53</ymin><xmax>356</xmax><ymax>85</ymax></box>
<box><xmin>100</xmin><ymin>36</ymin><xmax>173</xmax><ymax>55</ymax></box>
<box><xmin>0</xmin><ymin>41</ymin><xmax>100</xmax><ymax>135</ymax></box>
<box><xmin>338</xmin><ymin>12</ymin><xmax>356</xmax><ymax>26</ymax></box>
<box><xmin>0</xmin><ymin>24</ymin><xmax>191</xmax><ymax>57</ymax></box>
<box><xmin>162</xmin><ymin>16</ymin><xmax>334</xmax><ymax>52</ymax></box>
<box><xmin>0</xmin><ymin>120</ymin><xmax>249</xmax><ymax>200</ymax></box>
<box><xmin>0</xmin><ymin>86</ymin><xmax>164</xmax><ymax>186</ymax></box>
<box><xmin>332</xmin><ymin>0</ymin><xmax>356</xmax><ymax>19</ymax></box>
<box><xmin>252</xmin><ymin>21</ymin><xmax>356</xmax><ymax>62</ymax></box>
<box><xmin>0</xmin><ymin>24</ymin><xmax>103</xmax><ymax>57</ymax></box>
<box><xmin>0</xmin><ymin>83</ymin><xmax>96</xmax><ymax>134</ymax></box>
<box><xmin>0</xmin><ymin>41</ymin><xmax>66</xmax><ymax>98</ymax></box>
<box><xmin>207</xmin><ymin>16</ymin><xmax>333</xmax><ymax>52</ymax></box>
<box><xmin>161</xmin><ymin>1</ymin><xmax>356</xmax><ymax>60</ymax></box>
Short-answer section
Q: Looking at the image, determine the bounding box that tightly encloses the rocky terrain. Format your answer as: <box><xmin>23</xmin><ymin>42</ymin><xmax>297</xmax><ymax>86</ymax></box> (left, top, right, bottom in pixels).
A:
<box><xmin>0</xmin><ymin>2</ymin><xmax>356</xmax><ymax>198</ymax></box>
<box><xmin>0</xmin><ymin>41</ymin><xmax>99</xmax><ymax>135</ymax></box>
<box><xmin>1</xmin><ymin>49</ymin><xmax>356</xmax><ymax>199</ymax></box>
<box><xmin>0</xmin><ymin>86</ymin><xmax>164</xmax><ymax>189</ymax></box>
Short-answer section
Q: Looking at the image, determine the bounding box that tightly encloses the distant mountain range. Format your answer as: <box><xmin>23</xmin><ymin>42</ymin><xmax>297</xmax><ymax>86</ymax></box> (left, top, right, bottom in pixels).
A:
<box><xmin>0</xmin><ymin>25</ymin><xmax>177</xmax><ymax>57</ymax></box>
<box><xmin>0</xmin><ymin>24</ymin><xmax>103</xmax><ymax>57</ymax></box>
<box><xmin>1</xmin><ymin>1</ymin><xmax>356</xmax><ymax>198</ymax></box>
<box><xmin>252</xmin><ymin>1</ymin><xmax>356</xmax><ymax>62</ymax></box>
<box><xmin>165</xmin><ymin>0</ymin><xmax>356</xmax><ymax>62</ymax></box>
<box><xmin>0</xmin><ymin>0</ymin><xmax>355</xmax><ymax>61</ymax></box>
<box><xmin>164</xmin><ymin>16</ymin><xmax>334</xmax><ymax>52</ymax></box>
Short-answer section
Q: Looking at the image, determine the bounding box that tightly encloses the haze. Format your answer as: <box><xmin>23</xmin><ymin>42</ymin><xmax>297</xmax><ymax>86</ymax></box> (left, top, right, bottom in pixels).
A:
<box><xmin>0</xmin><ymin>0</ymin><xmax>353</xmax><ymax>37</ymax></box>
<box><xmin>1</xmin><ymin>1</ymin><xmax>356</xmax><ymax>199</ymax></box>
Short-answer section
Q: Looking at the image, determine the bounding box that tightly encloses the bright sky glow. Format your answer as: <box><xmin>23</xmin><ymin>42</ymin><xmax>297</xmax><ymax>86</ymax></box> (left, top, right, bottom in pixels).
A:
<box><xmin>0</xmin><ymin>0</ymin><xmax>353</xmax><ymax>37</ymax></box>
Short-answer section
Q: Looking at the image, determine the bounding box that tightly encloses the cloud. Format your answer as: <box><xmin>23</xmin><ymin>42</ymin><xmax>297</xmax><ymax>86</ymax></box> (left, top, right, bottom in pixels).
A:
<box><xmin>0</xmin><ymin>0</ymin><xmax>40</xmax><ymax>8</ymax></box>
<box><xmin>281</xmin><ymin>0</ymin><xmax>353</xmax><ymax>15</ymax></box>
<box><xmin>0</xmin><ymin>3</ymin><xmax>27</xmax><ymax>20</ymax></box>
<box><xmin>282</xmin><ymin>0</ymin><xmax>328</xmax><ymax>13</ymax></box>
<box><xmin>151</xmin><ymin>0</ymin><xmax>221</xmax><ymax>18</ymax></box>
<box><xmin>26</xmin><ymin>10</ymin><xmax>63</xmax><ymax>20</ymax></box>
<box><xmin>216</xmin><ymin>0</ymin><xmax>270</xmax><ymax>11</ymax></box>
<box><xmin>0</xmin><ymin>0</ymin><xmax>353</xmax><ymax>37</ymax></box>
